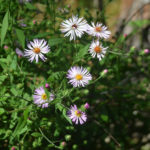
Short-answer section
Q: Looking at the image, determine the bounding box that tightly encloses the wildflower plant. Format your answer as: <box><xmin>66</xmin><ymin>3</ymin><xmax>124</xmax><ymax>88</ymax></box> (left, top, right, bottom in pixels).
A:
<box><xmin>0</xmin><ymin>0</ymin><xmax>149</xmax><ymax>150</ymax></box>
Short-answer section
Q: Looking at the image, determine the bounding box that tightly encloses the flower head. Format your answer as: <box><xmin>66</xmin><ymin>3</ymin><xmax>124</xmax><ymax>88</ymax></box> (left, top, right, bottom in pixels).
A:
<box><xmin>84</xmin><ymin>103</ymin><xmax>90</xmax><ymax>109</ymax></box>
<box><xmin>24</xmin><ymin>39</ymin><xmax>50</xmax><ymax>63</ymax></box>
<box><xmin>16</xmin><ymin>48</ymin><xmax>24</xmax><ymax>57</ymax></box>
<box><xmin>67</xmin><ymin>66</ymin><xmax>92</xmax><ymax>87</ymax></box>
<box><xmin>60</xmin><ymin>15</ymin><xmax>88</xmax><ymax>41</ymax></box>
<box><xmin>87</xmin><ymin>22</ymin><xmax>111</xmax><ymax>39</ymax></box>
<box><xmin>68</xmin><ymin>105</ymin><xmax>87</xmax><ymax>124</ymax></box>
<box><xmin>89</xmin><ymin>41</ymin><xmax>107</xmax><ymax>61</ymax></box>
<box><xmin>33</xmin><ymin>87</ymin><xmax>54</xmax><ymax>108</ymax></box>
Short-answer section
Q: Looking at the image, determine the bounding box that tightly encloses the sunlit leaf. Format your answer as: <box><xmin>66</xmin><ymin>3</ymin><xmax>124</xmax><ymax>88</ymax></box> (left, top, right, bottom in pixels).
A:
<box><xmin>1</xmin><ymin>10</ymin><xmax>9</xmax><ymax>46</ymax></box>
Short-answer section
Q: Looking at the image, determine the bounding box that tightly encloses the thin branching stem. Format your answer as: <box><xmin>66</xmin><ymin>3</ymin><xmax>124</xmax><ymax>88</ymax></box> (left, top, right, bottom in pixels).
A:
<box><xmin>39</xmin><ymin>128</ymin><xmax>62</xmax><ymax>150</ymax></box>
<box><xmin>94</xmin><ymin>120</ymin><xmax>121</xmax><ymax>147</ymax></box>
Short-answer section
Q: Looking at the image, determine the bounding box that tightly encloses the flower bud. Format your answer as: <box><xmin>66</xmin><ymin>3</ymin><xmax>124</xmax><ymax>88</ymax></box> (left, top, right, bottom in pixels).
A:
<box><xmin>144</xmin><ymin>49</ymin><xmax>149</xmax><ymax>54</ymax></box>
<box><xmin>123</xmin><ymin>34</ymin><xmax>127</xmax><ymax>38</ymax></box>
<box><xmin>103</xmin><ymin>69</ymin><xmax>108</xmax><ymax>74</ymax></box>
<box><xmin>101</xmin><ymin>69</ymin><xmax>108</xmax><ymax>76</ymax></box>
<box><xmin>61</xmin><ymin>141</ymin><xmax>66</xmax><ymax>147</ymax></box>
<box><xmin>4</xmin><ymin>45</ymin><xmax>8</xmax><ymax>50</ymax></box>
<box><xmin>65</xmin><ymin>134</ymin><xmax>71</xmax><ymax>141</ymax></box>
<box><xmin>84</xmin><ymin>103</ymin><xmax>90</xmax><ymax>109</ymax></box>
<box><xmin>45</xmin><ymin>83</ymin><xmax>50</xmax><ymax>88</ymax></box>
<box><xmin>11</xmin><ymin>147</ymin><xmax>16</xmax><ymax>150</ymax></box>
<box><xmin>33</xmin><ymin>20</ymin><xmax>36</xmax><ymax>24</ymax></box>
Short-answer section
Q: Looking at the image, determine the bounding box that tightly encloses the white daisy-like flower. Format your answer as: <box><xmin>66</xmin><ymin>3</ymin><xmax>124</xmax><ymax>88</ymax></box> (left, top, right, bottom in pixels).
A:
<box><xmin>33</xmin><ymin>87</ymin><xmax>54</xmax><ymax>108</ymax></box>
<box><xmin>89</xmin><ymin>41</ymin><xmax>107</xmax><ymax>61</ymax></box>
<box><xmin>67</xmin><ymin>66</ymin><xmax>92</xmax><ymax>87</ymax></box>
<box><xmin>24</xmin><ymin>39</ymin><xmax>50</xmax><ymax>63</ymax></box>
<box><xmin>60</xmin><ymin>15</ymin><xmax>88</xmax><ymax>41</ymax></box>
<box><xmin>87</xmin><ymin>22</ymin><xmax>111</xmax><ymax>39</ymax></box>
<box><xmin>67</xmin><ymin>105</ymin><xmax>87</xmax><ymax>125</ymax></box>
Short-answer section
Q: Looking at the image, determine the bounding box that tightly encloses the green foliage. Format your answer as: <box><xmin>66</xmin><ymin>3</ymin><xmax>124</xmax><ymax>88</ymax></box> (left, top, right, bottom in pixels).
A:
<box><xmin>73</xmin><ymin>44</ymin><xmax>90</xmax><ymax>63</ymax></box>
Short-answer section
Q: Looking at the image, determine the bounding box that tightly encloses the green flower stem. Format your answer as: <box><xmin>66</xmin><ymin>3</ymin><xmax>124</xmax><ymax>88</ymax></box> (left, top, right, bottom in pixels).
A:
<box><xmin>39</xmin><ymin>128</ymin><xmax>62</xmax><ymax>150</ymax></box>
<box><xmin>108</xmin><ymin>50</ymin><xmax>128</xmax><ymax>56</ymax></box>
<box><xmin>89</xmin><ymin>75</ymin><xmax>103</xmax><ymax>85</ymax></box>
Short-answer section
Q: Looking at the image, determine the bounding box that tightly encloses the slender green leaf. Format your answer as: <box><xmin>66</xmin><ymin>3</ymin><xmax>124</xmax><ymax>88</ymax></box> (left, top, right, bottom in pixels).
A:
<box><xmin>1</xmin><ymin>10</ymin><xmax>9</xmax><ymax>46</ymax></box>
<box><xmin>15</xmin><ymin>28</ymin><xmax>25</xmax><ymax>48</ymax></box>
<box><xmin>48</xmin><ymin>38</ymin><xmax>64</xmax><ymax>47</ymax></box>
<box><xmin>63</xmin><ymin>109</ymin><xmax>72</xmax><ymax>125</ymax></box>
<box><xmin>74</xmin><ymin>44</ymin><xmax>90</xmax><ymax>63</ymax></box>
<box><xmin>25</xmin><ymin>2</ymin><xmax>36</xmax><ymax>10</ymax></box>
<box><xmin>31</xmin><ymin>132</ymin><xmax>42</xmax><ymax>137</ymax></box>
<box><xmin>101</xmin><ymin>114</ymin><xmax>109</xmax><ymax>122</ymax></box>
<box><xmin>10</xmin><ymin>108</ymin><xmax>29</xmax><ymax>143</ymax></box>
<box><xmin>0</xmin><ymin>108</ymin><xmax>5</xmax><ymax>115</ymax></box>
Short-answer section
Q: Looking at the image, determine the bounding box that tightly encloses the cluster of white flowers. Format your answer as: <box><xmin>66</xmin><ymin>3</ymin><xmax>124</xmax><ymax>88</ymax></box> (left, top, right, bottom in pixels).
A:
<box><xmin>60</xmin><ymin>15</ymin><xmax>111</xmax><ymax>62</ymax></box>
<box><xmin>22</xmin><ymin>15</ymin><xmax>110</xmax><ymax>64</ymax></box>
<box><xmin>18</xmin><ymin>15</ymin><xmax>111</xmax><ymax>125</ymax></box>
<box><xmin>60</xmin><ymin>15</ymin><xmax>111</xmax><ymax>88</ymax></box>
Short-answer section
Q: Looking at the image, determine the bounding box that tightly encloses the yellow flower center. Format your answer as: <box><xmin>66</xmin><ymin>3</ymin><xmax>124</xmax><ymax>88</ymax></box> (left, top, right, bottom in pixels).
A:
<box><xmin>41</xmin><ymin>93</ymin><xmax>47</xmax><ymax>100</ymax></box>
<box><xmin>75</xmin><ymin>110</ymin><xmax>81</xmax><ymax>117</ymax></box>
<box><xmin>75</xmin><ymin>74</ymin><xmax>83</xmax><ymax>80</ymax></box>
<box><xmin>95</xmin><ymin>26</ymin><xmax>102</xmax><ymax>32</ymax></box>
<box><xmin>94</xmin><ymin>46</ymin><xmax>101</xmax><ymax>53</ymax></box>
<box><xmin>72</xmin><ymin>24</ymin><xmax>77</xmax><ymax>29</ymax></box>
<box><xmin>33</xmin><ymin>47</ymin><xmax>40</xmax><ymax>54</ymax></box>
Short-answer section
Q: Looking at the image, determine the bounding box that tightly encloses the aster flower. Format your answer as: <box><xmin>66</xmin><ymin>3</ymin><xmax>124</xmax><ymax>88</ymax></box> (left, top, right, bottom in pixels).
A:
<box><xmin>16</xmin><ymin>48</ymin><xmax>24</xmax><ymax>57</ymax></box>
<box><xmin>67</xmin><ymin>66</ymin><xmax>92</xmax><ymax>87</ymax></box>
<box><xmin>60</xmin><ymin>15</ymin><xmax>88</xmax><ymax>41</ymax></box>
<box><xmin>67</xmin><ymin>105</ymin><xmax>87</xmax><ymax>124</ymax></box>
<box><xmin>89</xmin><ymin>41</ymin><xmax>107</xmax><ymax>61</ymax></box>
<box><xmin>24</xmin><ymin>39</ymin><xmax>50</xmax><ymax>63</ymax></box>
<box><xmin>33</xmin><ymin>87</ymin><xmax>54</xmax><ymax>108</ymax></box>
<box><xmin>87</xmin><ymin>22</ymin><xmax>111</xmax><ymax>39</ymax></box>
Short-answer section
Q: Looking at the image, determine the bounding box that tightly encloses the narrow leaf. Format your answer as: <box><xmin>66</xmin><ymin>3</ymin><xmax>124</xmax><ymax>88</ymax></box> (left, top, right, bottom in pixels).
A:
<box><xmin>15</xmin><ymin>28</ymin><xmax>25</xmax><ymax>48</ymax></box>
<box><xmin>1</xmin><ymin>10</ymin><xmax>9</xmax><ymax>46</ymax></box>
<box><xmin>48</xmin><ymin>38</ymin><xmax>64</xmax><ymax>47</ymax></box>
<box><xmin>31</xmin><ymin>132</ymin><xmax>42</xmax><ymax>137</ymax></box>
<box><xmin>25</xmin><ymin>3</ymin><xmax>36</xmax><ymax>10</ymax></box>
<box><xmin>74</xmin><ymin>44</ymin><xmax>90</xmax><ymax>63</ymax></box>
<box><xmin>10</xmin><ymin>108</ymin><xmax>29</xmax><ymax>143</ymax></box>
